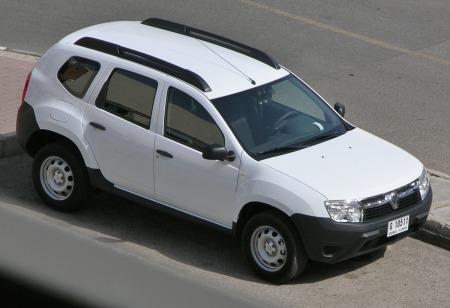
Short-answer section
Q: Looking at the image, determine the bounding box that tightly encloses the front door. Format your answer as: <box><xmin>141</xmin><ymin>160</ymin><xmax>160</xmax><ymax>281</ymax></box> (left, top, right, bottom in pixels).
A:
<box><xmin>154</xmin><ymin>83</ymin><xmax>240</xmax><ymax>227</ymax></box>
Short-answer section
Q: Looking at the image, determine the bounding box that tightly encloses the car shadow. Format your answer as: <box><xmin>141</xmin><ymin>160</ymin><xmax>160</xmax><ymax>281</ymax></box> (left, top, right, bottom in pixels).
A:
<box><xmin>0</xmin><ymin>154</ymin><xmax>385</xmax><ymax>285</ymax></box>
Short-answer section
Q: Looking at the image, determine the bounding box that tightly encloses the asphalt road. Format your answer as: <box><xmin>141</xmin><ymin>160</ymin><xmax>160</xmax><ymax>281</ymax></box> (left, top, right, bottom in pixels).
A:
<box><xmin>0</xmin><ymin>194</ymin><xmax>257</xmax><ymax>307</ymax></box>
<box><xmin>1</xmin><ymin>1</ymin><xmax>450</xmax><ymax>306</ymax></box>
<box><xmin>1</xmin><ymin>0</ymin><xmax>450</xmax><ymax>174</ymax></box>
<box><xmin>1</xmin><ymin>154</ymin><xmax>450</xmax><ymax>306</ymax></box>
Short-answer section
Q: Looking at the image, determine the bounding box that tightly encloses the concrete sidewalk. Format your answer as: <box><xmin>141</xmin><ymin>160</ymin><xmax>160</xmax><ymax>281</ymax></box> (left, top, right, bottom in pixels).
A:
<box><xmin>1</xmin><ymin>49</ymin><xmax>449</xmax><ymax>251</ymax></box>
<box><xmin>0</xmin><ymin>48</ymin><xmax>38</xmax><ymax>157</ymax></box>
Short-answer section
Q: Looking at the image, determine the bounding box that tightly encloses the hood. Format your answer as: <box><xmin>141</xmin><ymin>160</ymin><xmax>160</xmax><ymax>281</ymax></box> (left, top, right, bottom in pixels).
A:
<box><xmin>261</xmin><ymin>128</ymin><xmax>423</xmax><ymax>200</ymax></box>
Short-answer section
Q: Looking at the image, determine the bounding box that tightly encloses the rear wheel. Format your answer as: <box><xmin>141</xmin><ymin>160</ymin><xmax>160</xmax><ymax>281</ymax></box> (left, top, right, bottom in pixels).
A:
<box><xmin>242</xmin><ymin>211</ymin><xmax>308</xmax><ymax>283</ymax></box>
<box><xmin>32</xmin><ymin>142</ymin><xmax>92</xmax><ymax>212</ymax></box>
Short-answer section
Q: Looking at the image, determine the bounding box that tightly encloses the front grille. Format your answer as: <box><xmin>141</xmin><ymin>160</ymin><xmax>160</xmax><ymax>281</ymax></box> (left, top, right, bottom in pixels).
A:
<box><xmin>361</xmin><ymin>180</ymin><xmax>422</xmax><ymax>221</ymax></box>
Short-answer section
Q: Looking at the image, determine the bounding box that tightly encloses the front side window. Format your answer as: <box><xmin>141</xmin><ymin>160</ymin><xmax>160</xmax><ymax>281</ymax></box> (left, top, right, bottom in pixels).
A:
<box><xmin>97</xmin><ymin>69</ymin><xmax>158</xmax><ymax>129</ymax></box>
<box><xmin>57</xmin><ymin>56</ymin><xmax>100</xmax><ymax>98</ymax></box>
<box><xmin>164</xmin><ymin>87</ymin><xmax>224</xmax><ymax>151</ymax></box>
<box><xmin>213</xmin><ymin>74</ymin><xmax>350</xmax><ymax>158</ymax></box>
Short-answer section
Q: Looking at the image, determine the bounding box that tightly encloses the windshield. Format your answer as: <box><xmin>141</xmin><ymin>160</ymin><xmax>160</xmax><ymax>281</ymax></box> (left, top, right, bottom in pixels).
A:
<box><xmin>212</xmin><ymin>75</ymin><xmax>350</xmax><ymax>158</ymax></box>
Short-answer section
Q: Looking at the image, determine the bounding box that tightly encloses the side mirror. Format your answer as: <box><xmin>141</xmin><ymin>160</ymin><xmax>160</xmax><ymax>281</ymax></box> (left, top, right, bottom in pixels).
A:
<box><xmin>334</xmin><ymin>102</ymin><xmax>346</xmax><ymax>118</ymax></box>
<box><xmin>202</xmin><ymin>144</ymin><xmax>235</xmax><ymax>162</ymax></box>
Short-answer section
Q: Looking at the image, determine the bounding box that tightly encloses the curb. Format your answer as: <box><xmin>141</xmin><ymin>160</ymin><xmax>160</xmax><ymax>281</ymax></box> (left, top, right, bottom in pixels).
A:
<box><xmin>0</xmin><ymin>46</ymin><xmax>42</xmax><ymax>58</ymax></box>
<box><xmin>414</xmin><ymin>216</ymin><xmax>450</xmax><ymax>251</ymax></box>
<box><xmin>0</xmin><ymin>132</ymin><xmax>23</xmax><ymax>159</ymax></box>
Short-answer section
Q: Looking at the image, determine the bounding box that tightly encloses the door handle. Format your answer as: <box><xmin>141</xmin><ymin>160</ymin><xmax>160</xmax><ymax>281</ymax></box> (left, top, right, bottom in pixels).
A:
<box><xmin>89</xmin><ymin>122</ymin><xmax>106</xmax><ymax>131</ymax></box>
<box><xmin>156</xmin><ymin>149</ymin><xmax>173</xmax><ymax>158</ymax></box>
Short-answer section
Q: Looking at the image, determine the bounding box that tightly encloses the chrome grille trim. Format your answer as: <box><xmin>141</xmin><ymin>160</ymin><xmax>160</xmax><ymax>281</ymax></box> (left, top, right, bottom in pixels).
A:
<box><xmin>360</xmin><ymin>179</ymin><xmax>420</xmax><ymax>221</ymax></box>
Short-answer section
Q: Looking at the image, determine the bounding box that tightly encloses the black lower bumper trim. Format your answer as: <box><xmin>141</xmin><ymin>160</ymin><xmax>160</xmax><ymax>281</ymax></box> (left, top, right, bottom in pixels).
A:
<box><xmin>291</xmin><ymin>188</ymin><xmax>433</xmax><ymax>263</ymax></box>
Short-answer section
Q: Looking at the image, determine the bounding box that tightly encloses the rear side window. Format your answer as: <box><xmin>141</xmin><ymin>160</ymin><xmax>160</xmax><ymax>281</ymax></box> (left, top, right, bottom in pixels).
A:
<box><xmin>57</xmin><ymin>57</ymin><xmax>100</xmax><ymax>98</ymax></box>
<box><xmin>96</xmin><ymin>69</ymin><xmax>158</xmax><ymax>129</ymax></box>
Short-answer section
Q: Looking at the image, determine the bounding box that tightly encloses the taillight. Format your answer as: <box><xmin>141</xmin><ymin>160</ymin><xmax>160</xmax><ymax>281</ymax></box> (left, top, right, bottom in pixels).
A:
<box><xmin>21</xmin><ymin>71</ymin><xmax>32</xmax><ymax>104</ymax></box>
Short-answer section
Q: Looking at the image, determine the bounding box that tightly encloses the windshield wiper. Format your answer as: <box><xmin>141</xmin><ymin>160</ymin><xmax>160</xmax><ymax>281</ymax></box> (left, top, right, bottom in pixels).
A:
<box><xmin>301</xmin><ymin>132</ymin><xmax>344</xmax><ymax>146</ymax></box>
<box><xmin>254</xmin><ymin>145</ymin><xmax>309</xmax><ymax>156</ymax></box>
<box><xmin>254</xmin><ymin>132</ymin><xmax>345</xmax><ymax>156</ymax></box>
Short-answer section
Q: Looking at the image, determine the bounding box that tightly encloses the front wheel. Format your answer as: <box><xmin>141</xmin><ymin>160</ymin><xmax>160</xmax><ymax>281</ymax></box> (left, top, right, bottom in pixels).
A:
<box><xmin>242</xmin><ymin>211</ymin><xmax>308</xmax><ymax>283</ymax></box>
<box><xmin>32</xmin><ymin>141</ymin><xmax>92</xmax><ymax>212</ymax></box>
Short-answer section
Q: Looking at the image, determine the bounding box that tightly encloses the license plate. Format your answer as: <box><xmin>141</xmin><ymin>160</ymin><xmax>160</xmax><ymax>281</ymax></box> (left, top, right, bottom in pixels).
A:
<box><xmin>387</xmin><ymin>215</ymin><xmax>409</xmax><ymax>237</ymax></box>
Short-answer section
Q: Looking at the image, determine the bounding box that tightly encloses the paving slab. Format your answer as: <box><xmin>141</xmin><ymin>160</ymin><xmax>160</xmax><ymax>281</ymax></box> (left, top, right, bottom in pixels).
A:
<box><xmin>0</xmin><ymin>49</ymin><xmax>38</xmax><ymax>158</ymax></box>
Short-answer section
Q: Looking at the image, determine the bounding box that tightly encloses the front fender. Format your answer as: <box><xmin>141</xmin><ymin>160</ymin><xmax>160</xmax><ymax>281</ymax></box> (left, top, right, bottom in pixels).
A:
<box><xmin>236</xmin><ymin>154</ymin><xmax>329</xmax><ymax>220</ymax></box>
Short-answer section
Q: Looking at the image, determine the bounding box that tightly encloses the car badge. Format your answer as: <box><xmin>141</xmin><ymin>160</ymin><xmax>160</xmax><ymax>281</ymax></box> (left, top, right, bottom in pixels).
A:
<box><xmin>385</xmin><ymin>191</ymin><xmax>400</xmax><ymax>209</ymax></box>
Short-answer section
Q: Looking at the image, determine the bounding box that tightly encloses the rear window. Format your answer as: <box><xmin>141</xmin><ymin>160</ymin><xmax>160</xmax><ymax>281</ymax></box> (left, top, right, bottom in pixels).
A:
<box><xmin>57</xmin><ymin>56</ymin><xmax>100</xmax><ymax>98</ymax></box>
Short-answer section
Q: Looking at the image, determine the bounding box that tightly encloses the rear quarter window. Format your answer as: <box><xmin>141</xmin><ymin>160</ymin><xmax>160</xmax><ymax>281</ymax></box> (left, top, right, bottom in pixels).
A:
<box><xmin>57</xmin><ymin>56</ymin><xmax>100</xmax><ymax>98</ymax></box>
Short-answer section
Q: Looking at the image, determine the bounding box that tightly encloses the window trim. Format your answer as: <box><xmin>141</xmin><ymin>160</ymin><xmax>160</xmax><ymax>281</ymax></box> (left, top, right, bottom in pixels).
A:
<box><xmin>95</xmin><ymin>68</ymin><xmax>158</xmax><ymax>129</ymax></box>
<box><xmin>164</xmin><ymin>87</ymin><xmax>225</xmax><ymax>152</ymax></box>
<box><xmin>57</xmin><ymin>56</ymin><xmax>100</xmax><ymax>99</ymax></box>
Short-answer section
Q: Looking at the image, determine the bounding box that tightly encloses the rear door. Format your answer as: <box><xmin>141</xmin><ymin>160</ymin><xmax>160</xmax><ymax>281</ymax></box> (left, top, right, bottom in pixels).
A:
<box><xmin>83</xmin><ymin>61</ymin><xmax>165</xmax><ymax>198</ymax></box>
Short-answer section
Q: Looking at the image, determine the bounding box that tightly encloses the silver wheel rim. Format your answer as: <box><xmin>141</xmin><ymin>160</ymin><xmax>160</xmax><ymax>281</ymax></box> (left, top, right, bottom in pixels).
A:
<box><xmin>250</xmin><ymin>225</ymin><xmax>287</xmax><ymax>272</ymax></box>
<box><xmin>40</xmin><ymin>156</ymin><xmax>74</xmax><ymax>200</ymax></box>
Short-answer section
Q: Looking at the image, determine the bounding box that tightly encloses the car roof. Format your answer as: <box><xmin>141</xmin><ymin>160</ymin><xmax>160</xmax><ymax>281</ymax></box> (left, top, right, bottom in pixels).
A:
<box><xmin>59</xmin><ymin>20</ymin><xmax>289</xmax><ymax>99</ymax></box>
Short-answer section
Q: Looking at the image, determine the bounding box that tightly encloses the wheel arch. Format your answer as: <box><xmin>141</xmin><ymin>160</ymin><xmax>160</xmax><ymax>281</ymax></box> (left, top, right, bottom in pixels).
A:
<box><xmin>25</xmin><ymin>129</ymin><xmax>97</xmax><ymax>169</ymax></box>
<box><xmin>234</xmin><ymin>202</ymin><xmax>297</xmax><ymax>240</ymax></box>
<box><xmin>27</xmin><ymin>130</ymin><xmax>77</xmax><ymax>156</ymax></box>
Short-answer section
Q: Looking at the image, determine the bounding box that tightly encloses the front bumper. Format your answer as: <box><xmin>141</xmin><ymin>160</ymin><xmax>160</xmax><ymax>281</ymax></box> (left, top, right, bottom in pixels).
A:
<box><xmin>291</xmin><ymin>187</ymin><xmax>432</xmax><ymax>263</ymax></box>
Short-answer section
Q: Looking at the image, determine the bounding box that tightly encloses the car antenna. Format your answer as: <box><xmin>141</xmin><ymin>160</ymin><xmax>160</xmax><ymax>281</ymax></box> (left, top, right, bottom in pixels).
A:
<box><xmin>196</xmin><ymin>39</ymin><xmax>256</xmax><ymax>85</ymax></box>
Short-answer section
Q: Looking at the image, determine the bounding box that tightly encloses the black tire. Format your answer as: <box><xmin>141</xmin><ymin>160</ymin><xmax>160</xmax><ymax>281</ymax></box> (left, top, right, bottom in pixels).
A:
<box><xmin>32</xmin><ymin>141</ymin><xmax>92</xmax><ymax>212</ymax></box>
<box><xmin>242</xmin><ymin>211</ymin><xmax>308</xmax><ymax>283</ymax></box>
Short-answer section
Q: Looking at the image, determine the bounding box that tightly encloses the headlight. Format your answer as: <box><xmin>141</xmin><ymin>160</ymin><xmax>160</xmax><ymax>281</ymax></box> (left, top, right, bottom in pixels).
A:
<box><xmin>418</xmin><ymin>168</ymin><xmax>430</xmax><ymax>200</ymax></box>
<box><xmin>324</xmin><ymin>200</ymin><xmax>363</xmax><ymax>223</ymax></box>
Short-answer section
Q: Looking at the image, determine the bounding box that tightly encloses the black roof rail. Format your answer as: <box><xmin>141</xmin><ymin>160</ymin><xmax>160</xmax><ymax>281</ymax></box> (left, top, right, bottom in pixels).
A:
<box><xmin>141</xmin><ymin>18</ymin><xmax>280</xmax><ymax>70</ymax></box>
<box><xmin>74</xmin><ymin>37</ymin><xmax>212</xmax><ymax>92</ymax></box>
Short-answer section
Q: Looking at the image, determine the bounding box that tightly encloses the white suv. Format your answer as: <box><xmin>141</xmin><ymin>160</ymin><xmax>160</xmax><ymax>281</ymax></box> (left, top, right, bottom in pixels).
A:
<box><xmin>17</xmin><ymin>18</ymin><xmax>432</xmax><ymax>283</ymax></box>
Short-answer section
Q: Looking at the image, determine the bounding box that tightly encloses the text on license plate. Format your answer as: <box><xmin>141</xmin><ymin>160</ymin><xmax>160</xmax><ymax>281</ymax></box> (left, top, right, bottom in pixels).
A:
<box><xmin>387</xmin><ymin>215</ymin><xmax>409</xmax><ymax>237</ymax></box>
